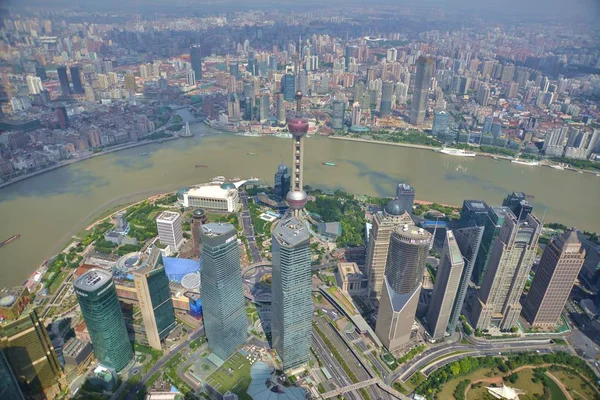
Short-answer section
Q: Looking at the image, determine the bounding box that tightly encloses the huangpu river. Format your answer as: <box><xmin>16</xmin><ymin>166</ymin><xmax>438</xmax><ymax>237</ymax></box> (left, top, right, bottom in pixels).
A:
<box><xmin>0</xmin><ymin>124</ymin><xmax>598</xmax><ymax>287</ymax></box>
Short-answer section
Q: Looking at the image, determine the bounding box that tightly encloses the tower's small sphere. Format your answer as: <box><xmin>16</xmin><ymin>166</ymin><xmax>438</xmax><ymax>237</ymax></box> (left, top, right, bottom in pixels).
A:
<box><xmin>286</xmin><ymin>190</ymin><xmax>308</xmax><ymax>210</ymax></box>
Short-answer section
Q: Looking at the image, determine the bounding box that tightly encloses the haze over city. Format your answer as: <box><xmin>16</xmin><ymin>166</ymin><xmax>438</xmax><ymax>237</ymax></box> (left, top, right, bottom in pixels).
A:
<box><xmin>0</xmin><ymin>2</ymin><xmax>599</xmax><ymax>400</ymax></box>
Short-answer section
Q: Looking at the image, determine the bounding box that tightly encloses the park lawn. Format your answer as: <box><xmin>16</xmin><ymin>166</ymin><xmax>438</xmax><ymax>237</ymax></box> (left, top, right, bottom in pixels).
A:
<box><xmin>205</xmin><ymin>351</ymin><xmax>252</xmax><ymax>400</ymax></box>
<box><xmin>544</xmin><ymin>373</ymin><xmax>568</xmax><ymax>400</ymax></box>
<box><xmin>48</xmin><ymin>270</ymin><xmax>69</xmax><ymax>294</ymax></box>
<box><xmin>549</xmin><ymin>370</ymin><xmax>597</xmax><ymax>400</ymax></box>
<box><xmin>513</xmin><ymin>368</ymin><xmax>544</xmax><ymax>399</ymax></box>
<box><xmin>438</xmin><ymin>367</ymin><xmax>498</xmax><ymax>399</ymax></box>
<box><xmin>404</xmin><ymin>372</ymin><xmax>426</xmax><ymax>391</ymax></box>
<box><xmin>467</xmin><ymin>384</ymin><xmax>496</xmax><ymax>400</ymax></box>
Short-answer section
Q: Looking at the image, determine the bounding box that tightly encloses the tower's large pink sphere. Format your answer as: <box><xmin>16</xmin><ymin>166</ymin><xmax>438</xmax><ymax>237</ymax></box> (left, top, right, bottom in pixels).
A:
<box><xmin>288</xmin><ymin>118</ymin><xmax>309</xmax><ymax>136</ymax></box>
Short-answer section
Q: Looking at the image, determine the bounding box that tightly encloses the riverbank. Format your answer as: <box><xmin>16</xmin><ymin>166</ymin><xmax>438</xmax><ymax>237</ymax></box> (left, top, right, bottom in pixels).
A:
<box><xmin>328</xmin><ymin>135</ymin><xmax>600</xmax><ymax>175</ymax></box>
<box><xmin>0</xmin><ymin>136</ymin><xmax>179</xmax><ymax>190</ymax></box>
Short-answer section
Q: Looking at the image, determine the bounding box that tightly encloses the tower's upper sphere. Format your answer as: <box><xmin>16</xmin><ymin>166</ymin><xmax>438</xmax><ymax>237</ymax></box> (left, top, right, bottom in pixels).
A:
<box><xmin>286</xmin><ymin>190</ymin><xmax>308</xmax><ymax>210</ymax></box>
<box><xmin>288</xmin><ymin>117</ymin><xmax>309</xmax><ymax>136</ymax></box>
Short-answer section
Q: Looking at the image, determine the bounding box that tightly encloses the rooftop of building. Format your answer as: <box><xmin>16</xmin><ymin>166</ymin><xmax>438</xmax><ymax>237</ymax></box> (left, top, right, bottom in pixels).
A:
<box><xmin>201</xmin><ymin>222</ymin><xmax>235</xmax><ymax>237</ymax></box>
<box><xmin>463</xmin><ymin>199</ymin><xmax>489</xmax><ymax>212</ymax></box>
<box><xmin>74</xmin><ymin>269</ymin><xmax>112</xmax><ymax>292</ymax></box>
<box><xmin>63</xmin><ymin>337</ymin><xmax>91</xmax><ymax>358</ymax></box>
<box><xmin>0</xmin><ymin>286</ymin><xmax>29</xmax><ymax>308</ymax></box>
<box><xmin>393</xmin><ymin>224</ymin><xmax>432</xmax><ymax>242</ymax></box>
<box><xmin>446</xmin><ymin>231</ymin><xmax>464</xmax><ymax>265</ymax></box>
<box><xmin>156</xmin><ymin>211</ymin><xmax>181</xmax><ymax>222</ymax></box>
<box><xmin>338</xmin><ymin>262</ymin><xmax>362</xmax><ymax>279</ymax></box>
<box><xmin>186</xmin><ymin>184</ymin><xmax>237</xmax><ymax>199</ymax></box>
<box><xmin>273</xmin><ymin>217</ymin><xmax>309</xmax><ymax>247</ymax></box>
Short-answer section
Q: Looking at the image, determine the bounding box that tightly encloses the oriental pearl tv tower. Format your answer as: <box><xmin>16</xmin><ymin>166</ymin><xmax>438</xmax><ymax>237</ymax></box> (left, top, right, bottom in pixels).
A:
<box><xmin>286</xmin><ymin>43</ymin><xmax>309</xmax><ymax>218</ymax></box>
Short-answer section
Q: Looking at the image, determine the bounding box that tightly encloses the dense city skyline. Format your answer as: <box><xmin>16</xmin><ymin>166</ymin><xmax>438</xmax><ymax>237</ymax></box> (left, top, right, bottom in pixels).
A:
<box><xmin>0</xmin><ymin>2</ymin><xmax>599</xmax><ymax>400</ymax></box>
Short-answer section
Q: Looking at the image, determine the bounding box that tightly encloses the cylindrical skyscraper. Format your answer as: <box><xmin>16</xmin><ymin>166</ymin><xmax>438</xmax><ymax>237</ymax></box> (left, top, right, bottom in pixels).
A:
<box><xmin>375</xmin><ymin>224</ymin><xmax>431</xmax><ymax>351</ymax></box>
<box><xmin>74</xmin><ymin>269</ymin><xmax>133</xmax><ymax>372</ymax></box>
<box><xmin>286</xmin><ymin>90</ymin><xmax>309</xmax><ymax>217</ymax></box>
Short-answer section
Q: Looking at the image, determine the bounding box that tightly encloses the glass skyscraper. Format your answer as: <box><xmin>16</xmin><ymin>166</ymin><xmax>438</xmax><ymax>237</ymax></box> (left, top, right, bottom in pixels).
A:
<box><xmin>69</xmin><ymin>66</ymin><xmax>84</xmax><ymax>94</ymax></box>
<box><xmin>190</xmin><ymin>45</ymin><xmax>203</xmax><ymax>80</ymax></box>
<box><xmin>0</xmin><ymin>350</ymin><xmax>24</xmax><ymax>400</ymax></box>
<box><xmin>0</xmin><ymin>309</ymin><xmax>63</xmax><ymax>398</ymax></box>
<box><xmin>200</xmin><ymin>223</ymin><xmax>247</xmax><ymax>361</ymax></box>
<box><xmin>274</xmin><ymin>163</ymin><xmax>291</xmax><ymax>199</ymax></box>
<box><xmin>471</xmin><ymin>206</ymin><xmax>510</xmax><ymax>285</ymax></box>
<box><xmin>56</xmin><ymin>66</ymin><xmax>71</xmax><ymax>96</ymax></box>
<box><xmin>74</xmin><ymin>269</ymin><xmax>133</xmax><ymax>372</ymax></box>
<box><xmin>281</xmin><ymin>74</ymin><xmax>296</xmax><ymax>101</ymax></box>
<box><xmin>271</xmin><ymin>217</ymin><xmax>312</xmax><ymax>370</ymax></box>
<box><xmin>133</xmin><ymin>266</ymin><xmax>176</xmax><ymax>350</ymax></box>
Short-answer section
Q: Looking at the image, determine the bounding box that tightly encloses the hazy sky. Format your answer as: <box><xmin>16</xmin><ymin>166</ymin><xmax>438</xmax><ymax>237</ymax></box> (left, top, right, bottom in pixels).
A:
<box><xmin>6</xmin><ymin>0</ymin><xmax>600</xmax><ymax>23</ymax></box>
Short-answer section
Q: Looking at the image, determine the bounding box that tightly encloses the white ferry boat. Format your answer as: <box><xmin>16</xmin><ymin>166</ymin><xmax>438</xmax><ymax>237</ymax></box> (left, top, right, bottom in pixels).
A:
<box><xmin>273</xmin><ymin>132</ymin><xmax>293</xmax><ymax>139</ymax></box>
<box><xmin>511</xmin><ymin>159</ymin><xmax>540</xmax><ymax>166</ymax></box>
<box><xmin>437</xmin><ymin>147</ymin><xmax>476</xmax><ymax>157</ymax></box>
<box><xmin>550</xmin><ymin>164</ymin><xmax>565</xmax><ymax>170</ymax></box>
<box><xmin>235</xmin><ymin>131</ymin><xmax>263</xmax><ymax>137</ymax></box>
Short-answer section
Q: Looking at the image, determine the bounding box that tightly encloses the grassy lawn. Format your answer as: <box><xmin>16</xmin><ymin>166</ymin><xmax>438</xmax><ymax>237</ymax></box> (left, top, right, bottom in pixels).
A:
<box><xmin>205</xmin><ymin>351</ymin><xmax>252</xmax><ymax>400</ymax></box>
<box><xmin>48</xmin><ymin>270</ymin><xmax>69</xmax><ymax>294</ymax></box>
<box><xmin>404</xmin><ymin>372</ymin><xmax>426</xmax><ymax>391</ymax></box>
<box><xmin>545</xmin><ymin>373</ymin><xmax>568</xmax><ymax>400</ymax></box>
<box><xmin>549</xmin><ymin>370</ymin><xmax>597</xmax><ymax>399</ymax></box>
<box><xmin>438</xmin><ymin>367</ymin><xmax>498</xmax><ymax>399</ymax></box>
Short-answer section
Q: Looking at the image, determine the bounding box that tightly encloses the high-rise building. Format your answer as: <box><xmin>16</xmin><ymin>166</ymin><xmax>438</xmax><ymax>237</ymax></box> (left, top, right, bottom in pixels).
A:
<box><xmin>281</xmin><ymin>74</ymin><xmax>296</xmax><ymax>101</ymax></box>
<box><xmin>191</xmin><ymin>209</ymin><xmax>207</xmax><ymax>258</ymax></box>
<box><xmin>427</xmin><ymin>231</ymin><xmax>464</xmax><ymax>340</ymax></box>
<box><xmin>70</xmin><ymin>66</ymin><xmax>84</xmax><ymax>94</ymax></box>
<box><xmin>345</xmin><ymin>46</ymin><xmax>354</xmax><ymax>72</ymax></box>
<box><xmin>0</xmin><ymin>309</ymin><xmax>64</xmax><ymax>398</ymax></box>
<box><xmin>409</xmin><ymin>56</ymin><xmax>434</xmax><ymax>125</ymax></box>
<box><xmin>375</xmin><ymin>224</ymin><xmax>432</xmax><ymax>351</ymax></box>
<box><xmin>365</xmin><ymin>200</ymin><xmax>416</xmax><ymax>298</ymax></box>
<box><xmin>57</xmin><ymin>66</ymin><xmax>71</xmax><ymax>96</ymax></box>
<box><xmin>74</xmin><ymin>269</ymin><xmax>133</xmax><ymax>372</ymax></box>
<box><xmin>200</xmin><ymin>223</ymin><xmax>247</xmax><ymax>360</ymax></box>
<box><xmin>57</xmin><ymin>106</ymin><xmax>69</xmax><ymax>129</ymax></box>
<box><xmin>187</xmin><ymin>69</ymin><xmax>196</xmax><ymax>86</ymax></box>
<box><xmin>124</xmin><ymin>73</ymin><xmax>136</xmax><ymax>91</ymax></box>
<box><xmin>471</xmin><ymin>211</ymin><xmax>541</xmax><ymax>330</ymax></box>
<box><xmin>331</xmin><ymin>100</ymin><xmax>345</xmax><ymax>130</ymax></box>
<box><xmin>156</xmin><ymin>211</ymin><xmax>184</xmax><ymax>251</ymax></box>
<box><xmin>190</xmin><ymin>45</ymin><xmax>203</xmax><ymax>80</ymax></box>
<box><xmin>501</xmin><ymin>64</ymin><xmax>516</xmax><ymax>83</ymax></box>
<box><xmin>502</xmin><ymin>192</ymin><xmax>533</xmax><ymax>221</ymax></box>
<box><xmin>26</xmin><ymin>75</ymin><xmax>43</xmax><ymax>95</ymax></box>
<box><xmin>36</xmin><ymin>66</ymin><xmax>47</xmax><ymax>81</ymax></box>
<box><xmin>0</xmin><ymin>350</ymin><xmax>24</xmax><ymax>400</ymax></box>
<box><xmin>229</xmin><ymin>63</ymin><xmax>239</xmax><ymax>79</ymax></box>
<box><xmin>351</xmin><ymin>101</ymin><xmax>361</xmax><ymax>126</ymax></box>
<box><xmin>449</xmin><ymin>200</ymin><xmax>489</xmax><ymax>331</ymax></box>
<box><xmin>471</xmin><ymin>206</ymin><xmax>510</xmax><ymax>285</ymax></box>
<box><xmin>274</xmin><ymin>163</ymin><xmax>291</xmax><ymax>199</ymax></box>
<box><xmin>395</xmin><ymin>183</ymin><xmax>415</xmax><ymax>214</ymax></box>
<box><xmin>386</xmin><ymin>48</ymin><xmax>398</xmax><ymax>62</ymax></box>
<box><xmin>380</xmin><ymin>81</ymin><xmax>394</xmax><ymax>115</ymax></box>
<box><xmin>477</xmin><ymin>85</ymin><xmax>491</xmax><ymax>106</ymax></box>
<box><xmin>260</xmin><ymin>94</ymin><xmax>270</xmax><ymax>123</ymax></box>
<box><xmin>433</xmin><ymin>111</ymin><xmax>453</xmax><ymax>141</ymax></box>
<box><xmin>133</xmin><ymin>267</ymin><xmax>176</xmax><ymax>350</ymax></box>
<box><xmin>522</xmin><ymin>229</ymin><xmax>585</xmax><ymax>328</ymax></box>
<box><xmin>271</xmin><ymin>217</ymin><xmax>312</xmax><ymax>370</ymax></box>
<box><xmin>276</xmin><ymin>93</ymin><xmax>286</xmax><ymax>125</ymax></box>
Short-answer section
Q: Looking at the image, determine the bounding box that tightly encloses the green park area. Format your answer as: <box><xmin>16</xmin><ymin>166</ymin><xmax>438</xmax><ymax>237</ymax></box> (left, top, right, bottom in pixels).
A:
<box><xmin>205</xmin><ymin>351</ymin><xmax>253</xmax><ymax>400</ymax></box>
<box><xmin>412</xmin><ymin>352</ymin><xmax>600</xmax><ymax>400</ymax></box>
<box><xmin>325</xmin><ymin>287</ymin><xmax>357</xmax><ymax>316</ymax></box>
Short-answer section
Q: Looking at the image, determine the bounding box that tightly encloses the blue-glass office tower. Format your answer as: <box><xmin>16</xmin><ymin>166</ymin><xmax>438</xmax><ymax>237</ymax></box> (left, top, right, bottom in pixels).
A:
<box><xmin>396</xmin><ymin>183</ymin><xmax>415</xmax><ymax>214</ymax></box>
<box><xmin>332</xmin><ymin>101</ymin><xmax>345</xmax><ymax>130</ymax></box>
<box><xmin>74</xmin><ymin>269</ymin><xmax>133</xmax><ymax>372</ymax></box>
<box><xmin>433</xmin><ymin>111</ymin><xmax>455</xmax><ymax>142</ymax></box>
<box><xmin>345</xmin><ymin>46</ymin><xmax>354</xmax><ymax>72</ymax></box>
<box><xmin>0</xmin><ymin>350</ymin><xmax>24</xmax><ymax>400</ymax></box>
<box><xmin>281</xmin><ymin>74</ymin><xmax>296</xmax><ymax>101</ymax></box>
<box><xmin>269</xmin><ymin>55</ymin><xmax>278</xmax><ymax>71</ymax></box>
<box><xmin>56</xmin><ymin>66</ymin><xmax>71</xmax><ymax>96</ymax></box>
<box><xmin>247</xmin><ymin>51</ymin><xmax>256</xmax><ymax>75</ymax></box>
<box><xmin>449</xmin><ymin>200</ymin><xmax>489</xmax><ymax>330</ymax></box>
<box><xmin>380</xmin><ymin>81</ymin><xmax>394</xmax><ymax>115</ymax></box>
<box><xmin>200</xmin><ymin>223</ymin><xmax>247</xmax><ymax>360</ymax></box>
<box><xmin>271</xmin><ymin>217</ymin><xmax>312</xmax><ymax>370</ymax></box>
<box><xmin>69</xmin><ymin>66</ymin><xmax>84</xmax><ymax>94</ymax></box>
<box><xmin>471</xmin><ymin>206</ymin><xmax>510</xmax><ymax>285</ymax></box>
<box><xmin>229</xmin><ymin>63</ymin><xmax>239</xmax><ymax>79</ymax></box>
<box><xmin>502</xmin><ymin>191</ymin><xmax>533</xmax><ymax>221</ymax></box>
<box><xmin>190</xmin><ymin>45</ymin><xmax>203</xmax><ymax>80</ymax></box>
<box><xmin>274</xmin><ymin>163</ymin><xmax>291</xmax><ymax>198</ymax></box>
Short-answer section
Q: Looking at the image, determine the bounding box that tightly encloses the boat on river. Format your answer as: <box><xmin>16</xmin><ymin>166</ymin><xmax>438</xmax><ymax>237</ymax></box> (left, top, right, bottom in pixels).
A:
<box><xmin>511</xmin><ymin>159</ymin><xmax>540</xmax><ymax>166</ymax></box>
<box><xmin>323</xmin><ymin>162</ymin><xmax>336</xmax><ymax>167</ymax></box>
<box><xmin>195</xmin><ymin>164</ymin><xmax>208</xmax><ymax>168</ymax></box>
<box><xmin>437</xmin><ymin>147</ymin><xmax>476</xmax><ymax>157</ymax></box>
<box><xmin>247</xmin><ymin>152</ymin><xmax>258</xmax><ymax>156</ymax></box>
<box><xmin>0</xmin><ymin>234</ymin><xmax>20</xmax><ymax>248</ymax></box>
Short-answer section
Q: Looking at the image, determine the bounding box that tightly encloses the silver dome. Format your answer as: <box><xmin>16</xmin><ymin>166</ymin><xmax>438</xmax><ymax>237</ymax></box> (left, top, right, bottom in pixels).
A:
<box><xmin>286</xmin><ymin>190</ymin><xmax>308</xmax><ymax>209</ymax></box>
<box><xmin>384</xmin><ymin>199</ymin><xmax>406</xmax><ymax>216</ymax></box>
